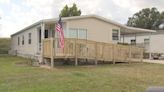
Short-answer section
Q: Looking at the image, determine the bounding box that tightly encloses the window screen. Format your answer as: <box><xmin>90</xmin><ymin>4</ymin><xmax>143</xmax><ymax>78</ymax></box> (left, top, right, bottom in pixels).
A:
<box><xmin>69</xmin><ymin>28</ymin><xmax>77</xmax><ymax>38</ymax></box>
<box><xmin>112</xmin><ymin>29</ymin><xmax>119</xmax><ymax>40</ymax></box>
<box><xmin>78</xmin><ymin>29</ymin><xmax>87</xmax><ymax>39</ymax></box>
<box><xmin>22</xmin><ymin>35</ymin><xmax>24</xmax><ymax>45</ymax></box>
<box><xmin>144</xmin><ymin>38</ymin><xmax>149</xmax><ymax>45</ymax></box>
<box><xmin>28</xmin><ymin>33</ymin><xmax>31</xmax><ymax>44</ymax></box>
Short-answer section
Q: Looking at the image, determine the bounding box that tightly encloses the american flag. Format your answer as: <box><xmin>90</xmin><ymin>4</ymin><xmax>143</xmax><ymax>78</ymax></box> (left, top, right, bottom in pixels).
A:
<box><xmin>55</xmin><ymin>17</ymin><xmax>64</xmax><ymax>48</ymax></box>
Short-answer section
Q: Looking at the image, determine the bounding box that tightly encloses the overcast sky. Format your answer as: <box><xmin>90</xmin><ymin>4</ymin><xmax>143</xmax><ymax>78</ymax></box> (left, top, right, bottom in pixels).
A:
<box><xmin>0</xmin><ymin>0</ymin><xmax>163</xmax><ymax>37</ymax></box>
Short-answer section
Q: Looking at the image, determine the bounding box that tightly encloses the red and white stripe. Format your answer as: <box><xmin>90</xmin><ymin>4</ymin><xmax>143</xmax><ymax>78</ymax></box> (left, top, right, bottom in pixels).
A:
<box><xmin>55</xmin><ymin>22</ymin><xmax>64</xmax><ymax>48</ymax></box>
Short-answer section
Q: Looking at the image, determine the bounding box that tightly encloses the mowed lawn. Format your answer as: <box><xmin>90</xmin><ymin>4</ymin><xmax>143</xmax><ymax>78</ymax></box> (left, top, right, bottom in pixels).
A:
<box><xmin>0</xmin><ymin>55</ymin><xmax>164</xmax><ymax>92</ymax></box>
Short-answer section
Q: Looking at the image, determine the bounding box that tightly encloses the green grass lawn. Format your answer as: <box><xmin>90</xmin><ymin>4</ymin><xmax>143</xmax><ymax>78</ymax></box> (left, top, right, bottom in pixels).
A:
<box><xmin>0</xmin><ymin>55</ymin><xmax>164</xmax><ymax>92</ymax></box>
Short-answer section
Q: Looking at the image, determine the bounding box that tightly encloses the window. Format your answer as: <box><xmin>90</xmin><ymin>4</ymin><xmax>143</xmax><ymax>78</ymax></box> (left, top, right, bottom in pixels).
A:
<box><xmin>131</xmin><ymin>39</ymin><xmax>136</xmax><ymax>45</ymax></box>
<box><xmin>78</xmin><ymin>29</ymin><xmax>87</xmax><ymax>39</ymax></box>
<box><xmin>112</xmin><ymin>29</ymin><xmax>119</xmax><ymax>40</ymax></box>
<box><xmin>18</xmin><ymin>37</ymin><xmax>20</xmax><ymax>45</ymax></box>
<box><xmin>28</xmin><ymin>33</ymin><xmax>31</xmax><ymax>44</ymax></box>
<box><xmin>22</xmin><ymin>35</ymin><xmax>24</xmax><ymax>45</ymax></box>
<box><xmin>144</xmin><ymin>39</ymin><xmax>149</xmax><ymax>45</ymax></box>
<box><xmin>68</xmin><ymin>28</ymin><xmax>87</xmax><ymax>39</ymax></box>
<box><xmin>69</xmin><ymin>28</ymin><xmax>77</xmax><ymax>38</ymax></box>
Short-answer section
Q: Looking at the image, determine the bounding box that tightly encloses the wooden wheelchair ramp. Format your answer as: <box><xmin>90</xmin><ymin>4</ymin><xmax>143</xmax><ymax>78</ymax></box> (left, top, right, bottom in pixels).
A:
<box><xmin>43</xmin><ymin>38</ymin><xmax>144</xmax><ymax>67</ymax></box>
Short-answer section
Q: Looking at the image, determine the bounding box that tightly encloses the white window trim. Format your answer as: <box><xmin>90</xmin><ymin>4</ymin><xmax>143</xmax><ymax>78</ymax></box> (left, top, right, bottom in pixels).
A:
<box><xmin>112</xmin><ymin>29</ymin><xmax>120</xmax><ymax>41</ymax></box>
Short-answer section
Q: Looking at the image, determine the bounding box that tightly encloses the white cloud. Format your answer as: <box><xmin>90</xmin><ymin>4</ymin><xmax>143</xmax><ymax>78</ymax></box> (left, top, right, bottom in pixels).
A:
<box><xmin>0</xmin><ymin>0</ymin><xmax>10</xmax><ymax>4</ymax></box>
<box><xmin>0</xmin><ymin>0</ymin><xmax>59</xmax><ymax>37</ymax></box>
<box><xmin>112</xmin><ymin>0</ymin><xmax>131</xmax><ymax>8</ymax></box>
<box><xmin>0</xmin><ymin>0</ymin><xmax>163</xmax><ymax>37</ymax></box>
<box><xmin>23</xmin><ymin>0</ymin><xmax>62</xmax><ymax>17</ymax></box>
<box><xmin>0</xmin><ymin>8</ymin><xmax>3</xmax><ymax>17</ymax></box>
<box><xmin>0</xmin><ymin>8</ymin><xmax>4</xmax><ymax>37</ymax></box>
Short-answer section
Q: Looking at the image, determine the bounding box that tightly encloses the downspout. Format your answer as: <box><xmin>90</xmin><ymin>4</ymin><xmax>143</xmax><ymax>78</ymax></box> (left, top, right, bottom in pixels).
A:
<box><xmin>149</xmin><ymin>32</ymin><xmax>152</xmax><ymax>59</ymax></box>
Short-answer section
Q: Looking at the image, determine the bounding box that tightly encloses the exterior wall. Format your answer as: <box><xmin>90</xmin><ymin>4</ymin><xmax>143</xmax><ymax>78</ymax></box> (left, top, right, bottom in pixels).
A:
<box><xmin>122</xmin><ymin>31</ymin><xmax>164</xmax><ymax>54</ymax></box>
<box><xmin>121</xmin><ymin>33</ymin><xmax>150</xmax><ymax>44</ymax></box>
<box><xmin>11</xmin><ymin>24</ymin><xmax>40</xmax><ymax>58</ymax></box>
<box><xmin>150</xmin><ymin>33</ymin><xmax>164</xmax><ymax>53</ymax></box>
<box><xmin>67</xmin><ymin>17</ymin><xmax>121</xmax><ymax>43</ymax></box>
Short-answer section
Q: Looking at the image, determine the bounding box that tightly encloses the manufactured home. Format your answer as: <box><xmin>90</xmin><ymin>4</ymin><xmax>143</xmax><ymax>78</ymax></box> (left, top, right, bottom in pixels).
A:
<box><xmin>122</xmin><ymin>30</ymin><xmax>164</xmax><ymax>59</ymax></box>
<box><xmin>10</xmin><ymin>15</ymin><xmax>155</xmax><ymax>67</ymax></box>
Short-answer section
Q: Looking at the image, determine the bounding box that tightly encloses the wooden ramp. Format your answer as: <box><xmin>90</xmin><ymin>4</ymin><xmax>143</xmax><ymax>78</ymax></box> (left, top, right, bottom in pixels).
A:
<box><xmin>43</xmin><ymin>38</ymin><xmax>144</xmax><ymax>67</ymax></box>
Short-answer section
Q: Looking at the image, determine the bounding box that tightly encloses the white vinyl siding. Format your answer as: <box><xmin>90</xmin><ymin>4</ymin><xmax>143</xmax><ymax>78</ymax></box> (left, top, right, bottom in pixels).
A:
<box><xmin>11</xmin><ymin>24</ymin><xmax>40</xmax><ymax>58</ymax></box>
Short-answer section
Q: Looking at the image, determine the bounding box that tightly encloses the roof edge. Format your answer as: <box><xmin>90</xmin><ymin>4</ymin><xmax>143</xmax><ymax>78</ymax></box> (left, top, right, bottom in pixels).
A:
<box><xmin>11</xmin><ymin>14</ymin><xmax>156</xmax><ymax>37</ymax></box>
<box><xmin>126</xmin><ymin>26</ymin><xmax>156</xmax><ymax>33</ymax></box>
<box><xmin>11</xmin><ymin>20</ymin><xmax>42</xmax><ymax>37</ymax></box>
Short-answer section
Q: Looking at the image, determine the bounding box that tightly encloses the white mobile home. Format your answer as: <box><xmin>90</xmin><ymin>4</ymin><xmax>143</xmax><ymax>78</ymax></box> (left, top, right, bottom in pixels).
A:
<box><xmin>10</xmin><ymin>15</ymin><xmax>154</xmax><ymax>66</ymax></box>
<box><xmin>122</xmin><ymin>30</ymin><xmax>164</xmax><ymax>59</ymax></box>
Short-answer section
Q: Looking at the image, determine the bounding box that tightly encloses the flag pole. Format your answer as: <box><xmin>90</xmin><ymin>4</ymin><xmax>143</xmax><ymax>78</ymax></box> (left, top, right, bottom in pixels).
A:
<box><xmin>55</xmin><ymin>15</ymin><xmax>64</xmax><ymax>55</ymax></box>
<box><xmin>54</xmin><ymin>20</ymin><xmax>56</xmax><ymax>59</ymax></box>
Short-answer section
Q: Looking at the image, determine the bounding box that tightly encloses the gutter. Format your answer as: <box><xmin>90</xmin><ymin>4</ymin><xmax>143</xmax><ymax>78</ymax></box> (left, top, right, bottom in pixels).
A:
<box><xmin>11</xmin><ymin>20</ymin><xmax>43</xmax><ymax>37</ymax></box>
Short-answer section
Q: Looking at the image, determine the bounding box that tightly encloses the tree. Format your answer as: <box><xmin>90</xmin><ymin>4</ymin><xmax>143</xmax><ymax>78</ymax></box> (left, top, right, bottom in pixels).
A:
<box><xmin>60</xmin><ymin>5</ymin><xmax>69</xmax><ymax>17</ymax></box>
<box><xmin>60</xmin><ymin>3</ymin><xmax>81</xmax><ymax>17</ymax></box>
<box><xmin>127</xmin><ymin>7</ymin><xmax>164</xmax><ymax>30</ymax></box>
<box><xmin>158</xmin><ymin>11</ymin><xmax>164</xmax><ymax>30</ymax></box>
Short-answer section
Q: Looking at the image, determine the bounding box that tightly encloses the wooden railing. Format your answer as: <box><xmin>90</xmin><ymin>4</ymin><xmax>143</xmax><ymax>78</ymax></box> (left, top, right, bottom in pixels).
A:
<box><xmin>43</xmin><ymin>38</ymin><xmax>144</xmax><ymax>64</ymax></box>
